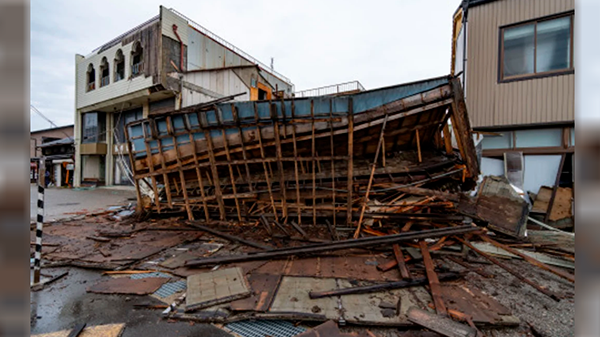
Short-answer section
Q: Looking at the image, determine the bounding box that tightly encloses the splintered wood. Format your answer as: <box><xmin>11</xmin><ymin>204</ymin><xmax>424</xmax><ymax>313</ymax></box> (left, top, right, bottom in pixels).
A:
<box><xmin>126</xmin><ymin>76</ymin><xmax>479</xmax><ymax>231</ymax></box>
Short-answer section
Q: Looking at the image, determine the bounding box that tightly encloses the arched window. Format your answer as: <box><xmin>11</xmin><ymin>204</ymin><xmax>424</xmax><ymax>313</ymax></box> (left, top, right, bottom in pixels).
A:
<box><xmin>100</xmin><ymin>57</ymin><xmax>109</xmax><ymax>87</ymax></box>
<box><xmin>114</xmin><ymin>49</ymin><xmax>125</xmax><ymax>82</ymax></box>
<box><xmin>86</xmin><ymin>64</ymin><xmax>95</xmax><ymax>92</ymax></box>
<box><xmin>131</xmin><ymin>41</ymin><xmax>143</xmax><ymax>77</ymax></box>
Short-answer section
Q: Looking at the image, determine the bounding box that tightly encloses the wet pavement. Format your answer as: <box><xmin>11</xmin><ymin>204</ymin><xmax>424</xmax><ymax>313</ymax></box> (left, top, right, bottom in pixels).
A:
<box><xmin>30</xmin><ymin>184</ymin><xmax>136</xmax><ymax>222</ymax></box>
<box><xmin>30</xmin><ymin>267</ymin><xmax>233</xmax><ymax>337</ymax></box>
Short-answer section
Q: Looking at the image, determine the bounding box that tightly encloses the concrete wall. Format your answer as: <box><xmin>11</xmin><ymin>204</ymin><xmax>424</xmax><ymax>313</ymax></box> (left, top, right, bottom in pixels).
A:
<box><xmin>465</xmin><ymin>0</ymin><xmax>574</xmax><ymax>128</ymax></box>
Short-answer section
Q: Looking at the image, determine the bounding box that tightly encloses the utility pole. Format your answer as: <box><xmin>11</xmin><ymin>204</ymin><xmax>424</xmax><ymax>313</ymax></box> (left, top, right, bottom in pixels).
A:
<box><xmin>33</xmin><ymin>157</ymin><xmax>45</xmax><ymax>284</ymax></box>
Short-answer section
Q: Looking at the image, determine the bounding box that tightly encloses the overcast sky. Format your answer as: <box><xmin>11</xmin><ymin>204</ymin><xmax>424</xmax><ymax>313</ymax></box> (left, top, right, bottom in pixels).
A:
<box><xmin>30</xmin><ymin>0</ymin><xmax>459</xmax><ymax>131</ymax></box>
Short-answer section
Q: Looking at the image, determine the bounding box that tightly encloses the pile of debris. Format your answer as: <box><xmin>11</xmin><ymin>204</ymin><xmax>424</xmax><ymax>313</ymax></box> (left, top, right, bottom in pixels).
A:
<box><xmin>32</xmin><ymin>75</ymin><xmax>575</xmax><ymax>336</ymax></box>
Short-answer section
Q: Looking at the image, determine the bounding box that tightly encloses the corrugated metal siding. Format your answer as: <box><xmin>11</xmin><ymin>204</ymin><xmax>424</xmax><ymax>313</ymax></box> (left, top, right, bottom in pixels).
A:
<box><xmin>466</xmin><ymin>0</ymin><xmax>574</xmax><ymax>128</ymax></box>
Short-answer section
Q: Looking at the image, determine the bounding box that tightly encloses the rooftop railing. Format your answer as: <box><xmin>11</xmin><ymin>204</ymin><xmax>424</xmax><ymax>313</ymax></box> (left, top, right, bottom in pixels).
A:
<box><xmin>294</xmin><ymin>80</ymin><xmax>365</xmax><ymax>98</ymax></box>
<box><xmin>169</xmin><ymin>8</ymin><xmax>292</xmax><ymax>85</ymax></box>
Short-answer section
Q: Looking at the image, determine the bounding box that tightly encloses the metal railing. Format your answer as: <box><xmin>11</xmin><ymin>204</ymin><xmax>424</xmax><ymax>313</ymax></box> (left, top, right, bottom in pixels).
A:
<box><xmin>101</xmin><ymin>76</ymin><xmax>110</xmax><ymax>87</ymax></box>
<box><xmin>168</xmin><ymin>8</ymin><xmax>293</xmax><ymax>85</ymax></box>
<box><xmin>294</xmin><ymin>80</ymin><xmax>365</xmax><ymax>98</ymax></box>
<box><xmin>86</xmin><ymin>82</ymin><xmax>95</xmax><ymax>92</ymax></box>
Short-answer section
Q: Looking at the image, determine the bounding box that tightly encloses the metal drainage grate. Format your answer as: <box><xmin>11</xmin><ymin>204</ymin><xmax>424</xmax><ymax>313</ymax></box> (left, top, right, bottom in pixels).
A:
<box><xmin>129</xmin><ymin>272</ymin><xmax>173</xmax><ymax>279</ymax></box>
<box><xmin>225</xmin><ymin>320</ymin><xmax>306</xmax><ymax>337</ymax></box>
<box><xmin>154</xmin><ymin>280</ymin><xmax>186</xmax><ymax>299</ymax></box>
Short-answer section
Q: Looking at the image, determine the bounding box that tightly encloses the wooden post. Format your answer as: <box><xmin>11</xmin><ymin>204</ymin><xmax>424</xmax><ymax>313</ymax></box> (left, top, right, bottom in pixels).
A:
<box><xmin>354</xmin><ymin>114</ymin><xmax>389</xmax><ymax>239</ymax></box>
<box><xmin>415</xmin><ymin>129</ymin><xmax>422</xmax><ymax>163</ymax></box>
<box><xmin>449</xmin><ymin>78</ymin><xmax>479</xmax><ymax>178</ymax></box>
<box><xmin>254</xmin><ymin>102</ymin><xmax>278</xmax><ymax>218</ymax></box>
<box><xmin>545</xmin><ymin>153</ymin><xmax>566</xmax><ymax>223</ymax></box>
<box><xmin>346</xmin><ymin>98</ymin><xmax>354</xmax><ymax>226</ymax></box>
<box><xmin>291</xmin><ymin>99</ymin><xmax>302</xmax><ymax>225</ymax></box>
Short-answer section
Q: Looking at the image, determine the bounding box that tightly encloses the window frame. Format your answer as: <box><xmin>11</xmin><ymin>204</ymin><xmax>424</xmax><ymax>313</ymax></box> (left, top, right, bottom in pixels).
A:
<box><xmin>498</xmin><ymin>11</ymin><xmax>574</xmax><ymax>83</ymax></box>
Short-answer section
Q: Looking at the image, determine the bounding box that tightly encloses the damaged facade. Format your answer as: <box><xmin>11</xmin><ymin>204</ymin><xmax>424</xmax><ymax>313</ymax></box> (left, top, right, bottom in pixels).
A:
<box><xmin>452</xmin><ymin>0</ymin><xmax>575</xmax><ymax>227</ymax></box>
<box><xmin>74</xmin><ymin>6</ymin><xmax>294</xmax><ymax>187</ymax></box>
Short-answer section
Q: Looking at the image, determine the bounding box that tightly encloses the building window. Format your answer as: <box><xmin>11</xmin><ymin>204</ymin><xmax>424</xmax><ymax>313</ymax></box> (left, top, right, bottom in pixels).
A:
<box><xmin>114</xmin><ymin>108</ymin><xmax>143</xmax><ymax>143</ymax></box>
<box><xmin>114</xmin><ymin>49</ymin><xmax>125</xmax><ymax>82</ymax></box>
<box><xmin>100</xmin><ymin>57</ymin><xmax>110</xmax><ymax>87</ymax></box>
<box><xmin>131</xmin><ymin>42</ymin><xmax>143</xmax><ymax>77</ymax></box>
<box><xmin>82</xmin><ymin>112</ymin><xmax>106</xmax><ymax>144</ymax></box>
<box><xmin>500</xmin><ymin>13</ymin><xmax>573</xmax><ymax>81</ymax></box>
<box><xmin>86</xmin><ymin>64</ymin><xmax>96</xmax><ymax>92</ymax></box>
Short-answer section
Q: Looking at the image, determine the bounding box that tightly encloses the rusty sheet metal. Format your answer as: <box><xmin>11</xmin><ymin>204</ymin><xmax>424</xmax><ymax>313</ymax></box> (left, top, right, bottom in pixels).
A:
<box><xmin>39</xmin><ymin>222</ymin><xmax>201</xmax><ymax>268</ymax></box>
<box><xmin>284</xmin><ymin>255</ymin><xmax>403</xmax><ymax>282</ymax></box>
<box><xmin>87</xmin><ymin>277</ymin><xmax>169</xmax><ymax>295</ymax></box>
<box><xmin>441</xmin><ymin>284</ymin><xmax>513</xmax><ymax>325</ymax></box>
<box><xmin>228</xmin><ymin>273</ymin><xmax>281</xmax><ymax>312</ymax></box>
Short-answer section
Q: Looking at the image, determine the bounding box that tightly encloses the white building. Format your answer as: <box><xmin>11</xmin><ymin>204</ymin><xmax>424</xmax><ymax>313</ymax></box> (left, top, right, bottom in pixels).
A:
<box><xmin>74</xmin><ymin>6</ymin><xmax>294</xmax><ymax>186</ymax></box>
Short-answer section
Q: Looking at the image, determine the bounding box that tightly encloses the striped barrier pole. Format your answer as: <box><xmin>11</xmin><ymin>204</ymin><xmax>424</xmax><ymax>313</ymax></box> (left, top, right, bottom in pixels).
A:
<box><xmin>33</xmin><ymin>158</ymin><xmax>45</xmax><ymax>284</ymax></box>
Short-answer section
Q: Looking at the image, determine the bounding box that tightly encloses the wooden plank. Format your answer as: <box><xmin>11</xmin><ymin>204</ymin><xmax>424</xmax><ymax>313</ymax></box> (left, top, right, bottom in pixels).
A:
<box><xmin>311</xmin><ymin>100</ymin><xmax>317</xmax><ymax>226</ymax></box>
<box><xmin>419</xmin><ymin>241</ymin><xmax>447</xmax><ymax>316</ymax></box>
<box><xmin>449</xmin><ymin>78</ymin><xmax>479</xmax><ymax>178</ymax></box>
<box><xmin>544</xmin><ymin>153</ymin><xmax>566</xmax><ymax>223</ymax></box>
<box><xmin>347</xmin><ymin>98</ymin><xmax>354</xmax><ymax>226</ymax></box>
<box><xmin>254</xmin><ymin>102</ymin><xmax>278</xmax><ymax>218</ymax></box>
<box><xmin>271</xmin><ymin>102</ymin><xmax>288</xmax><ymax>220</ymax></box>
<box><xmin>187</xmin><ymin>131</ymin><xmax>210</xmax><ymax>221</ymax></box>
<box><xmin>329</xmin><ymin>99</ymin><xmax>337</xmax><ymax>229</ymax></box>
<box><xmin>416</xmin><ymin>129</ymin><xmax>422</xmax><ymax>163</ymax></box>
<box><xmin>203</xmin><ymin>124</ymin><xmax>226</xmax><ymax>220</ymax></box>
<box><xmin>455</xmin><ymin>237</ymin><xmax>562</xmax><ymax>301</ymax></box>
<box><xmin>393</xmin><ymin>244</ymin><xmax>412</xmax><ymax>279</ymax></box>
<box><xmin>232</xmin><ymin>104</ymin><xmax>254</xmax><ymax>193</ymax></box>
<box><xmin>479</xmin><ymin>234</ymin><xmax>574</xmax><ymax>283</ymax></box>
<box><xmin>407</xmin><ymin>306</ymin><xmax>477</xmax><ymax>337</ymax></box>
<box><xmin>167</xmin><ymin>116</ymin><xmax>194</xmax><ymax>220</ymax></box>
<box><xmin>354</xmin><ymin>114</ymin><xmax>389</xmax><ymax>238</ymax></box>
<box><xmin>290</xmin><ymin>99</ymin><xmax>303</xmax><ymax>225</ymax></box>
<box><xmin>216</xmin><ymin>107</ymin><xmax>242</xmax><ymax>222</ymax></box>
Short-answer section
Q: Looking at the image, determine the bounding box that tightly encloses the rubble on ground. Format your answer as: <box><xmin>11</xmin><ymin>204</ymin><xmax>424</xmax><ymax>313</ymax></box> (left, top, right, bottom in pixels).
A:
<box><xmin>31</xmin><ymin>75</ymin><xmax>575</xmax><ymax>337</ymax></box>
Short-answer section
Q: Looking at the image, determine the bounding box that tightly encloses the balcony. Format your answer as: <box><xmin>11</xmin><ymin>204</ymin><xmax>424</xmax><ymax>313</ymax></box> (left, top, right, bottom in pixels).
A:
<box><xmin>101</xmin><ymin>76</ymin><xmax>110</xmax><ymax>87</ymax></box>
<box><xmin>86</xmin><ymin>82</ymin><xmax>95</xmax><ymax>92</ymax></box>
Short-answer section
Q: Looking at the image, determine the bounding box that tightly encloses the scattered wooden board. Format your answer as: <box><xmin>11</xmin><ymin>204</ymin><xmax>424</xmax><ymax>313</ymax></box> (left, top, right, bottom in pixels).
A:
<box><xmin>87</xmin><ymin>277</ymin><xmax>168</xmax><ymax>295</ymax></box>
<box><xmin>32</xmin><ymin>323</ymin><xmax>125</xmax><ymax>337</ymax></box>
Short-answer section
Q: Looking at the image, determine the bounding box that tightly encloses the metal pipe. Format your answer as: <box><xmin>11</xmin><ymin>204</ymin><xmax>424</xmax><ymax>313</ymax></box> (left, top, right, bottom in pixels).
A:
<box><xmin>172</xmin><ymin>24</ymin><xmax>184</xmax><ymax>71</ymax></box>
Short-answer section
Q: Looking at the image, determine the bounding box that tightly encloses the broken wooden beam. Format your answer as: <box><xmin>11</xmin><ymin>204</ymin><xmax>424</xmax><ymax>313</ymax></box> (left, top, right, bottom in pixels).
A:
<box><xmin>419</xmin><ymin>240</ymin><xmax>448</xmax><ymax>316</ymax></box>
<box><xmin>455</xmin><ymin>236</ymin><xmax>562</xmax><ymax>301</ymax></box>
<box><xmin>185</xmin><ymin>225</ymin><xmax>478</xmax><ymax>267</ymax></box>
<box><xmin>308</xmin><ymin>272</ymin><xmax>462</xmax><ymax>299</ymax></box>
<box><xmin>444</xmin><ymin>256</ymin><xmax>494</xmax><ymax>279</ymax></box>
<box><xmin>186</xmin><ymin>222</ymin><xmax>272</xmax><ymax>250</ymax></box>
<box><xmin>478</xmin><ymin>234</ymin><xmax>574</xmax><ymax>283</ymax></box>
<box><xmin>393</xmin><ymin>244</ymin><xmax>412</xmax><ymax>279</ymax></box>
<box><xmin>407</xmin><ymin>306</ymin><xmax>477</xmax><ymax>337</ymax></box>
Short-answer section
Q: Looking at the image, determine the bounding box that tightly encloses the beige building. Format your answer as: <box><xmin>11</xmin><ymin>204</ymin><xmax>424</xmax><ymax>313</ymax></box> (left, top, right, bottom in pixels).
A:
<box><xmin>30</xmin><ymin>125</ymin><xmax>74</xmax><ymax>184</ymax></box>
<box><xmin>451</xmin><ymin>0</ymin><xmax>574</xmax><ymax>194</ymax></box>
<box><xmin>74</xmin><ymin>6</ymin><xmax>294</xmax><ymax>187</ymax></box>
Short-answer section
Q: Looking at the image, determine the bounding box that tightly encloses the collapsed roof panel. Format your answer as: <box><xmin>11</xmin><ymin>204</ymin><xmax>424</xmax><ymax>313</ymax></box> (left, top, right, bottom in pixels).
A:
<box><xmin>125</xmin><ymin>75</ymin><xmax>479</xmax><ymax>223</ymax></box>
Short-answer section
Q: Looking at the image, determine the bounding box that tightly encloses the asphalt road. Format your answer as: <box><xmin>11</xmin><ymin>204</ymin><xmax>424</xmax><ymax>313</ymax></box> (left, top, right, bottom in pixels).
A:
<box><xmin>30</xmin><ymin>184</ymin><xmax>136</xmax><ymax>222</ymax></box>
